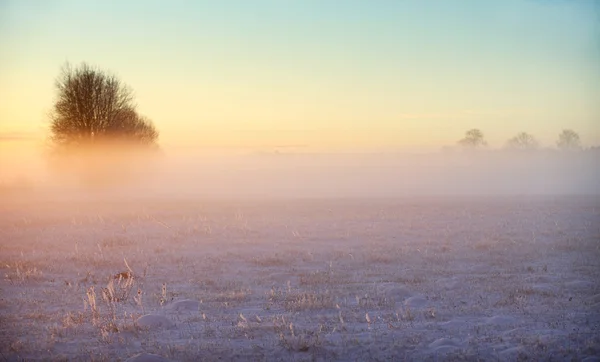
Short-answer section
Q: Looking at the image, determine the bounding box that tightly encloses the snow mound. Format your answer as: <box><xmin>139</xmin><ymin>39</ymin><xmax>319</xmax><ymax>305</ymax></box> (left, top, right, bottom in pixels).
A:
<box><xmin>165</xmin><ymin>299</ymin><xmax>200</xmax><ymax>312</ymax></box>
<box><xmin>404</xmin><ymin>296</ymin><xmax>428</xmax><ymax>309</ymax></box>
<box><xmin>125</xmin><ymin>353</ymin><xmax>170</xmax><ymax>362</ymax></box>
<box><xmin>582</xmin><ymin>356</ymin><xmax>600</xmax><ymax>362</ymax></box>
<box><xmin>588</xmin><ymin>294</ymin><xmax>600</xmax><ymax>304</ymax></box>
<box><xmin>428</xmin><ymin>338</ymin><xmax>461</xmax><ymax>348</ymax></box>
<box><xmin>428</xmin><ymin>338</ymin><xmax>462</xmax><ymax>354</ymax></box>
<box><xmin>565</xmin><ymin>280</ymin><xmax>593</xmax><ymax>289</ymax></box>
<box><xmin>136</xmin><ymin>314</ymin><xmax>173</xmax><ymax>329</ymax></box>
<box><xmin>439</xmin><ymin>319</ymin><xmax>468</xmax><ymax>329</ymax></box>
<box><xmin>499</xmin><ymin>346</ymin><xmax>525</xmax><ymax>359</ymax></box>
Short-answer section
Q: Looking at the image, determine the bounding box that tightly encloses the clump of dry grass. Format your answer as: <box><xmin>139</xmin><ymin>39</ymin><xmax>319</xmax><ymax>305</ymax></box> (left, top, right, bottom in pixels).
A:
<box><xmin>83</xmin><ymin>283</ymin><xmax>142</xmax><ymax>343</ymax></box>
<box><xmin>299</xmin><ymin>270</ymin><xmax>332</xmax><ymax>286</ymax></box>
<box><xmin>3</xmin><ymin>260</ymin><xmax>44</xmax><ymax>284</ymax></box>
<box><xmin>397</xmin><ymin>306</ymin><xmax>415</xmax><ymax>323</ymax></box>
<box><xmin>393</xmin><ymin>276</ymin><xmax>425</xmax><ymax>285</ymax></box>
<box><xmin>423</xmin><ymin>307</ymin><xmax>436</xmax><ymax>320</ymax></box>
<box><xmin>251</xmin><ymin>253</ymin><xmax>290</xmax><ymax>267</ymax></box>
<box><xmin>101</xmin><ymin>275</ymin><xmax>136</xmax><ymax>303</ymax></box>
<box><xmin>196</xmin><ymin>280</ymin><xmax>251</xmax><ymax>307</ymax></box>
<box><xmin>365</xmin><ymin>252</ymin><xmax>397</xmax><ymax>264</ymax></box>
<box><xmin>555</xmin><ymin>237</ymin><xmax>598</xmax><ymax>253</ymax></box>
<box><xmin>472</xmin><ymin>240</ymin><xmax>498</xmax><ymax>252</ymax></box>
<box><xmin>47</xmin><ymin>311</ymin><xmax>87</xmax><ymax>341</ymax></box>
<box><xmin>100</xmin><ymin>236</ymin><xmax>135</xmax><ymax>249</ymax></box>
<box><xmin>273</xmin><ymin>316</ymin><xmax>323</xmax><ymax>352</ymax></box>
<box><xmin>231</xmin><ymin>313</ymin><xmax>273</xmax><ymax>340</ymax></box>
<box><xmin>63</xmin><ymin>311</ymin><xmax>86</xmax><ymax>327</ymax></box>
<box><xmin>217</xmin><ymin>289</ymin><xmax>250</xmax><ymax>307</ymax></box>
<box><xmin>72</xmin><ymin>259</ymin><xmax>144</xmax><ymax>343</ymax></box>
<box><xmin>494</xmin><ymin>288</ymin><xmax>529</xmax><ymax>308</ymax></box>
<box><xmin>284</xmin><ymin>290</ymin><xmax>337</xmax><ymax>312</ymax></box>
<box><xmin>356</xmin><ymin>293</ymin><xmax>395</xmax><ymax>310</ymax></box>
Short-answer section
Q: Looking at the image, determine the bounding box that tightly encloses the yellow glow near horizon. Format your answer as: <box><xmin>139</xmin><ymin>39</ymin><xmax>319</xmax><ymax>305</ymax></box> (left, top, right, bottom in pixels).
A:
<box><xmin>1</xmin><ymin>1</ymin><xmax>599</xmax><ymax>158</ymax></box>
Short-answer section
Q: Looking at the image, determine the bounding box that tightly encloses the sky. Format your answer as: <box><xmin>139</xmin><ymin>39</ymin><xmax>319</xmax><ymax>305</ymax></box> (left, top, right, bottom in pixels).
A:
<box><xmin>1</xmin><ymin>0</ymin><xmax>599</xmax><ymax>157</ymax></box>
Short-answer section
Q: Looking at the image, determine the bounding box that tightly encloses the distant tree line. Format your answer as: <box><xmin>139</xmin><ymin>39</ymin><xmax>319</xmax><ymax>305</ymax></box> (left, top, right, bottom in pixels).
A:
<box><xmin>456</xmin><ymin>128</ymin><xmax>587</xmax><ymax>152</ymax></box>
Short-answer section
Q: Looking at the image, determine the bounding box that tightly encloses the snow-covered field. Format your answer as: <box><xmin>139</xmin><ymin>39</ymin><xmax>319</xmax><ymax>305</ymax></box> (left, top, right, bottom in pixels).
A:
<box><xmin>1</xmin><ymin>196</ymin><xmax>599</xmax><ymax>361</ymax></box>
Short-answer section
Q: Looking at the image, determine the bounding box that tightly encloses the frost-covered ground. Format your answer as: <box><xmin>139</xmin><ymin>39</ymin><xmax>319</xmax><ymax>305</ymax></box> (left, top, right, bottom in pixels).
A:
<box><xmin>1</xmin><ymin>196</ymin><xmax>599</xmax><ymax>361</ymax></box>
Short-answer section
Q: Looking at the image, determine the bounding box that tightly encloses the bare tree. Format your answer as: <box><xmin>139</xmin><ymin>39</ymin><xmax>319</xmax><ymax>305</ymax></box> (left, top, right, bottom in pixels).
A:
<box><xmin>49</xmin><ymin>62</ymin><xmax>158</xmax><ymax>149</ymax></box>
<box><xmin>47</xmin><ymin>63</ymin><xmax>159</xmax><ymax>187</ymax></box>
<box><xmin>506</xmin><ymin>132</ymin><xmax>539</xmax><ymax>151</ymax></box>
<box><xmin>556</xmin><ymin>129</ymin><xmax>581</xmax><ymax>151</ymax></box>
<box><xmin>458</xmin><ymin>129</ymin><xmax>487</xmax><ymax>148</ymax></box>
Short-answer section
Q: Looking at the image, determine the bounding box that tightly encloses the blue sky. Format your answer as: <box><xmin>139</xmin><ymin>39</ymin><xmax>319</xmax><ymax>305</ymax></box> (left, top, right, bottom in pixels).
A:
<box><xmin>1</xmin><ymin>0</ymin><xmax>599</xmax><ymax>151</ymax></box>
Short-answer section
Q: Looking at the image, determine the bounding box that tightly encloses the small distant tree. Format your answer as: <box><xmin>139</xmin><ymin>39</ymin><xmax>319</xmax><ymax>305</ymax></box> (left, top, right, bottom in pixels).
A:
<box><xmin>506</xmin><ymin>132</ymin><xmax>539</xmax><ymax>151</ymax></box>
<box><xmin>458</xmin><ymin>129</ymin><xmax>487</xmax><ymax>148</ymax></box>
<box><xmin>556</xmin><ymin>129</ymin><xmax>581</xmax><ymax>151</ymax></box>
<box><xmin>49</xmin><ymin>62</ymin><xmax>158</xmax><ymax>149</ymax></box>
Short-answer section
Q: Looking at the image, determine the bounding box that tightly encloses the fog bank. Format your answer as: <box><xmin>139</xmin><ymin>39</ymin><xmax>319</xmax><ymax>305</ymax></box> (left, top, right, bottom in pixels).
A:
<box><xmin>4</xmin><ymin>149</ymin><xmax>598</xmax><ymax>201</ymax></box>
<box><xmin>149</xmin><ymin>151</ymin><xmax>599</xmax><ymax>198</ymax></box>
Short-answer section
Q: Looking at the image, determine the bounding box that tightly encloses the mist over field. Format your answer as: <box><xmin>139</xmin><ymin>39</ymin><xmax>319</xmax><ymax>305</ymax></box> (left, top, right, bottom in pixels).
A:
<box><xmin>3</xmin><ymin>147</ymin><xmax>599</xmax><ymax>202</ymax></box>
<box><xmin>150</xmin><ymin>150</ymin><xmax>600</xmax><ymax>198</ymax></box>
